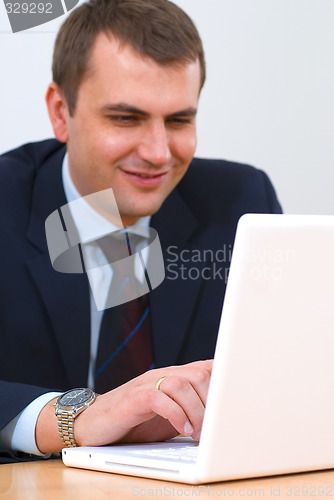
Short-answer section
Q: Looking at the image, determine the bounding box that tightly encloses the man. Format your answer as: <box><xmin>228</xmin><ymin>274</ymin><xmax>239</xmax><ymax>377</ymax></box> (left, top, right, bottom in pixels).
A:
<box><xmin>0</xmin><ymin>0</ymin><xmax>281</xmax><ymax>461</ymax></box>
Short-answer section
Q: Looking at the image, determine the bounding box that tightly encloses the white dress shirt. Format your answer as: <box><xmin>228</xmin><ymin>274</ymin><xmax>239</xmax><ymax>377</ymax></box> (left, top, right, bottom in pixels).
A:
<box><xmin>0</xmin><ymin>154</ymin><xmax>150</xmax><ymax>456</ymax></box>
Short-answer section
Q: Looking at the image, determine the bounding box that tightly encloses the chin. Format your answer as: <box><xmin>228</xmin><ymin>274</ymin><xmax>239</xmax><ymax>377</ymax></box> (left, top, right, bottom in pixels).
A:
<box><xmin>122</xmin><ymin>203</ymin><xmax>164</xmax><ymax>226</ymax></box>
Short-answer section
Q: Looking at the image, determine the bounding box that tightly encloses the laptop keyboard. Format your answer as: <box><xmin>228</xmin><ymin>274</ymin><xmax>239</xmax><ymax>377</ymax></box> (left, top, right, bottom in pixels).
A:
<box><xmin>127</xmin><ymin>444</ymin><xmax>199</xmax><ymax>463</ymax></box>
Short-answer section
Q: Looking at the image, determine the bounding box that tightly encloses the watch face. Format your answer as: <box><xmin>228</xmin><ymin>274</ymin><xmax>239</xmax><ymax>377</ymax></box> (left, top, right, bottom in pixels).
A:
<box><xmin>59</xmin><ymin>388</ymin><xmax>93</xmax><ymax>406</ymax></box>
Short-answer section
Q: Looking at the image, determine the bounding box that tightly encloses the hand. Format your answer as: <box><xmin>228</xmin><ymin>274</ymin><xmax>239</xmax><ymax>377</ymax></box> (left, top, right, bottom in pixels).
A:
<box><xmin>36</xmin><ymin>359</ymin><xmax>212</xmax><ymax>453</ymax></box>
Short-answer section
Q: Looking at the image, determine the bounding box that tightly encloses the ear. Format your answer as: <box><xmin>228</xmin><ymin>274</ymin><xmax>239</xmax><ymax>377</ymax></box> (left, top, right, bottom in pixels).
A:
<box><xmin>45</xmin><ymin>82</ymin><xmax>70</xmax><ymax>143</ymax></box>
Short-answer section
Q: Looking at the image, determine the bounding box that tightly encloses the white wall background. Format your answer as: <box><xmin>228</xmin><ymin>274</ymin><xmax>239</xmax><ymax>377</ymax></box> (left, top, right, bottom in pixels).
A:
<box><xmin>0</xmin><ymin>1</ymin><xmax>333</xmax><ymax>214</ymax></box>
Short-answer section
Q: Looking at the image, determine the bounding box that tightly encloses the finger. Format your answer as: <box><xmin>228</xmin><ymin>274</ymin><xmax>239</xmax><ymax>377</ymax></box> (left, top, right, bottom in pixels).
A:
<box><xmin>185</xmin><ymin>364</ymin><xmax>212</xmax><ymax>406</ymax></box>
<box><xmin>140</xmin><ymin>359</ymin><xmax>213</xmax><ymax>388</ymax></box>
<box><xmin>189</xmin><ymin>359</ymin><xmax>213</xmax><ymax>373</ymax></box>
<box><xmin>178</xmin><ymin>359</ymin><xmax>213</xmax><ymax>375</ymax></box>
<box><xmin>141</xmin><ymin>387</ymin><xmax>195</xmax><ymax>437</ymax></box>
<box><xmin>166</xmin><ymin>361</ymin><xmax>212</xmax><ymax>406</ymax></box>
<box><xmin>156</xmin><ymin>376</ymin><xmax>204</xmax><ymax>440</ymax></box>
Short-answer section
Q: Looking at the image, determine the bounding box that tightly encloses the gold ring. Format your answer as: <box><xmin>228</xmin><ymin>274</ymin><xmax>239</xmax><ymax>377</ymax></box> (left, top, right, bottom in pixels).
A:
<box><xmin>155</xmin><ymin>376</ymin><xmax>166</xmax><ymax>391</ymax></box>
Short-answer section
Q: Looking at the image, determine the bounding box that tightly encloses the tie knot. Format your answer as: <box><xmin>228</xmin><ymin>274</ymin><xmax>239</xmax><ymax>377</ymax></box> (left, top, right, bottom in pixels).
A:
<box><xmin>96</xmin><ymin>229</ymin><xmax>150</xmax><ymax>308</ymax></box>
<box><xmin>97</xmin><ymin>229</ymin><xmax>146</xmax><ymax>262</ymax></box>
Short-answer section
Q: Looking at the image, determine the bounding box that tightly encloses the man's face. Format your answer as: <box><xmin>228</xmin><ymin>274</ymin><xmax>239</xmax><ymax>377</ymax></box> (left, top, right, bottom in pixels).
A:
<box><xmin>49</xmin><ymin>33</ymin><xmax>201</xmax><ymax>226</ymax></box>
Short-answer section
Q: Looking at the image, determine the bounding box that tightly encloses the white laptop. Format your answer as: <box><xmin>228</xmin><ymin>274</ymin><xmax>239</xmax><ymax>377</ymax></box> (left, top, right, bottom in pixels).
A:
<box><xmin>62</xmin><ymin>214</ymin><xmax>334</xmax><ymax>484</ymax></box>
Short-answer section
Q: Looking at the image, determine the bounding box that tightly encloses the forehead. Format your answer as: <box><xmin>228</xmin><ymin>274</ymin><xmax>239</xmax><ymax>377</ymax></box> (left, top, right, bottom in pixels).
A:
<box><xmin>78</xmin><ymin>32</ymin><xmax>201</xmax><ymax>109</ymax></box>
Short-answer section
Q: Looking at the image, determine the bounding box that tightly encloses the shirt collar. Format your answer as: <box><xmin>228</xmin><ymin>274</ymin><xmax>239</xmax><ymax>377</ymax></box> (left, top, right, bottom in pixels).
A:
<box><xmin>62</xmin><ymin>153</ymin><xmax>151</xmax><ymax>244</ymax></box>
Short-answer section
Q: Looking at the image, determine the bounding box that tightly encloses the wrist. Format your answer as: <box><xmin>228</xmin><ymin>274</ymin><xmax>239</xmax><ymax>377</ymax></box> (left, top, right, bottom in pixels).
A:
<box><xmin>35</xmin><ymin>397</ymin><xmax>63</xmax><ymax>454</ymax></box>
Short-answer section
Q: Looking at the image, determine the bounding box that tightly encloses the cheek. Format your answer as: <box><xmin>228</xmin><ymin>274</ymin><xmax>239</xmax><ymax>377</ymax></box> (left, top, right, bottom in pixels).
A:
<box><xmin>93</xmin><ymin>129</ymin><xmax>139</xmax><ymax>162</ymax></box>
<box><xmin>171</xmin><ymin>138</ymin><xmax>196</xmax><ymax>185</ymax></box>
<box><xmin>173</xmin><ymin>139</ymin><xmax>196</xmax><ymax>171</ymax></box>
<box><xmin>172</xmin><ymin>132</ymin><xmax>197</xmax><ymax>164</ymax></box>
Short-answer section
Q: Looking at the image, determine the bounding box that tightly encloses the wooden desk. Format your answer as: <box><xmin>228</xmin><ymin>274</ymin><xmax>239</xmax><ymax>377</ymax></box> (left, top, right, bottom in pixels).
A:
<box><xmin>1</xmin><ymin>459</ymin><xmax>334</xmax><ymax>499</ymax></box>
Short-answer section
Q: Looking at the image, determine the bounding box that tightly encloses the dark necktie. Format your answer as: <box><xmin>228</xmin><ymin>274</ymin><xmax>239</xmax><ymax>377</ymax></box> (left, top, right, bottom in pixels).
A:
<box><xmin>94</xmin><ymin>230</ymin><xmax>154</xmax><ymax>393</ymax></box>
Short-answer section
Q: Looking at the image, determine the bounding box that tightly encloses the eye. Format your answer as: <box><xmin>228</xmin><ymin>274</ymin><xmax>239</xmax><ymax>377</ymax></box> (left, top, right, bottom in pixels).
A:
<box><xmin>108</xmin><ymin>114</ymin><xmax>139</xmax><ymax>125</ymax></box>
<box><xmin>167</xmin><ymin>116</ymin><xmax>194</xmax><ymax>127</ymax></box>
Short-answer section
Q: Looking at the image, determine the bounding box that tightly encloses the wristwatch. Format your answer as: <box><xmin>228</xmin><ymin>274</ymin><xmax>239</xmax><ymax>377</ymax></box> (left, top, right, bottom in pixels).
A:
<box><xmin>54</xmin><ymin>388</ymin><xmax>97</xmax><ymax>448</ymax></box>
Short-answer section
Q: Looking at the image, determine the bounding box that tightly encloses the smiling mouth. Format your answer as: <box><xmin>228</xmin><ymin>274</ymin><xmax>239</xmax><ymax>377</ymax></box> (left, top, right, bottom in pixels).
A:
<box><xmin>124</xmin><ymin>171</ymin><xmax>167</xmax><ymax>178</ymax></box>
<box><xmin>121</xmin><ymin>169</ymin><xmax>169</xmax><ymax>188</ymax></box>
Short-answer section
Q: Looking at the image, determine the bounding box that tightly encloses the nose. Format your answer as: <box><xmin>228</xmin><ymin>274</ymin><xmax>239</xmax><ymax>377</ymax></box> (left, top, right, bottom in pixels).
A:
<box><xmin>137</xmin><ymin>121</ymin><xmax>172</xmax><ymax>166</ymax></box>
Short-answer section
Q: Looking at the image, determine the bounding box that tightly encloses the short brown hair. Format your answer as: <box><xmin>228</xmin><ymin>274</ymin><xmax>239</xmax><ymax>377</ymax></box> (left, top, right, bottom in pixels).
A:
<box><xmin>52</xmin><ymin>0</ymin><xmax>206</xmax><ymax>115</ymax></box>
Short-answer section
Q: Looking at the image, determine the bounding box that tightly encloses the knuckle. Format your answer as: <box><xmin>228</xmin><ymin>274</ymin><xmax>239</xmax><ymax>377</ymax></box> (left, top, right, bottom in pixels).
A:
<box><xmin>145</xmin><ymin>387</ymin><xmax>159</xmax><ymax>404</ymax></box>
<box><xmin>192</xmin><ymin>367</ymin><xmax>210</xmax><ymax>386</ymax></box>
<box><xmin>168</xmin><ymin>376</ymin><xmax>188</xmax><ymax>392</ymax></box>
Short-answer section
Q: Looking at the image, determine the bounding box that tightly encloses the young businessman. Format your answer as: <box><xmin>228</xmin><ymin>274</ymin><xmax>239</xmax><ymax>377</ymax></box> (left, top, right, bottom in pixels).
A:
<box><xmin>0</xmin><ymin>0</ymin><xmax>281</xmax><ymax>460</ymax></box>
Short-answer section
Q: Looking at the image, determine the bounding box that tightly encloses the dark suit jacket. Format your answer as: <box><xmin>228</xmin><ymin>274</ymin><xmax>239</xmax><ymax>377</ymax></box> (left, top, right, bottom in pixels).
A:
<box><xmin>0</xmin><ymin>139</ymin><xmax>281</xmax><ymax>444</ymax></box>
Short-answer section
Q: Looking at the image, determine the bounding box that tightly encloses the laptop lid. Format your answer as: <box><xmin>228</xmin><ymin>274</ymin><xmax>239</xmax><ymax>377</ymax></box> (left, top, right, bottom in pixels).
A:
<box><xmin>198</xmin><ymin>213</ymin><xmax>334</xmax><ymax>481</ymax></box>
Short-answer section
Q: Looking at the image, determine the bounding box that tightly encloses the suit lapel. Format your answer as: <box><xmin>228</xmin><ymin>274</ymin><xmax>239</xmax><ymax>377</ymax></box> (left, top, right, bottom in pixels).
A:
<box><xmin>150</xmin><ymin>189</ymin><xmax>206</xmax><ymax>367</ymax></box>
<box><xmin>25</xmin><ymin>146</ymin><xmax>91</xmax><ymax>388</ymax></box>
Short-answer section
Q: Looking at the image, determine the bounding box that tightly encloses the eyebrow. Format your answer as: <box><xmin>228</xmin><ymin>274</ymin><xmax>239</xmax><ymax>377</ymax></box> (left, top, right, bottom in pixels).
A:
<box><xmin>101</xmin><ymin>103</ymin><xmax>198</xmax><ymax>118</ymax></box>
